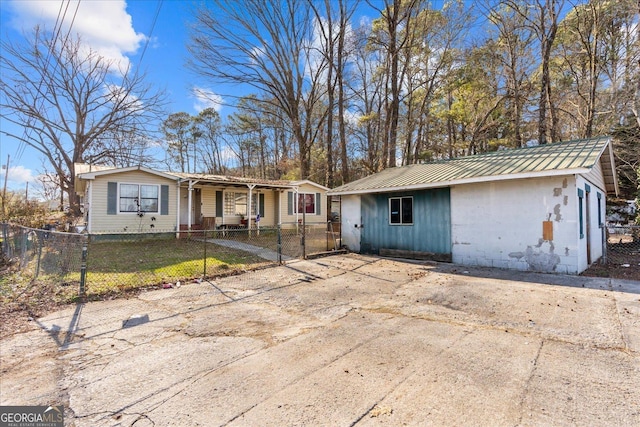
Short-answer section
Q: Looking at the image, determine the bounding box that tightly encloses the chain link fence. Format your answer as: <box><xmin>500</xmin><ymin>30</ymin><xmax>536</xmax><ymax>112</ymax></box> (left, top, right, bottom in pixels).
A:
<box><xmin>606</xmin><ymin>224</ymin><xmax>640</xmax><ymax>264</ymax></box>
<box><xmin>1</xmin><ymin>222</ymin><xmax>342</xmax><ymax>304</ymax></box>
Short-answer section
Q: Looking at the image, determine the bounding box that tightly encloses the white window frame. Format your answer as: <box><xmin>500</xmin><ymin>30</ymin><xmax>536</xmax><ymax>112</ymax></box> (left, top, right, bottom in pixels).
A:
<box><xmin>118</xmin><ymin>183</ymin><xmax>160</xmax><ymax>214</ymax></box>
<box><xmin>294</xmin><ymin>192</ymin><xmax>316</xmax><ymax>215</ymax></box>
<box><xmin>224</xmin><ymin>191</ymin><xmax>257</xmax><ymax>216</ymax></box>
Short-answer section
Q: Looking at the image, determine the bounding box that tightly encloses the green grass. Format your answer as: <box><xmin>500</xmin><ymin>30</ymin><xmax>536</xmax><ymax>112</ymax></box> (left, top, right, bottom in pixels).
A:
<box><xmin>80</xmin><ymin>238</ymin><xmax>271</xmax><ymax>297</ymax></box>
<box><xmin>1</xmin><ymin>227</ymin><xmax>334</xmax><ymax>307</ymax></box>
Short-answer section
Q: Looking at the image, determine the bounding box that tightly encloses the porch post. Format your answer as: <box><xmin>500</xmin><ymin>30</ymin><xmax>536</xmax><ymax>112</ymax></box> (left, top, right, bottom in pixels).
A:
<box><xmin>187</xmin><ymin>180</ymin><xmax>193</xmax><ymax>230</ymax></box>
<box><xmin>278</xmin><ymin>190</ymin><xmax>283</xmax><ymax>226</ymax></box>
<box><xmin>247</xmin><ymin>184</ymin><xmax>256</xmax><ymax>230</ymax></box>
<box><xmin>176</xmin><ymin>183</ymin><xmax>181</xmax><ymax>237</ymax></box>
<box><xmin>294</xmin><ymin>186</ymin><xmax>299</xmax><ymax>232</ymax></box>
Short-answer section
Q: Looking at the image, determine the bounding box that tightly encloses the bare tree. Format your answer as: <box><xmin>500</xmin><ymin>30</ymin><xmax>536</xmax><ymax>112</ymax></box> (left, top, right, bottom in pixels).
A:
<box><xmin>367</xmin><ymin>0</ymin><xmax>420</xmax><ymax>167</ymax></box>
<box><xmin>188</xmin><ymin>0</ymin><xmax>328</xmax><ymax>179</ymax></box>
<box><xmin>0</xmin><ymin>28</ymin><xmax>166</xmax><ymax>214</ymax></box>
<box><xmin>34</xmin><ymin>161</ymin><xmax>62</xmax><ymax>210</ymax></box>
<box><xmin>310</xmin><ymin>0</ymin><xmax>359</xmax><ymax>187</ymax></box>
<box><xmin>99</xmin><ymin>127</ymin><xmax>158</xmax><ymax>168</ymax></box>
<box><xmin>161</xmin><ymin>112</ymin><xmax>192</xmax><ymax>173</ymax></box>
<box><xmin>481</xmin><ymin>0</ymin><xmax>535</xmax><ymax>147</ymax></box>
<box><xmin>506</xmin><ymin>0</ymin><xmax>564</xmax><ymax>144</ymax></box>
<box><xmin>194</xmin><ymin>108</ymin><xmax>226</xmax><ymax>175</ymax></box>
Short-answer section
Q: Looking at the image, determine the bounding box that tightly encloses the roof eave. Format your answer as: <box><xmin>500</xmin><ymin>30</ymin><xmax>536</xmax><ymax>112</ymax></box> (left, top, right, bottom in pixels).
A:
<box><xmin>176</xmin><ymin>176</ymin><xmax>296</xmax><ymax>189</ymax></box>
<box><xmin>78</xmin><ymin>165</ymin><xmax>179</xmax><ymax>181</ymax></box>
<box><xmin>290</xmin><ymin>179</ymin><xmax>331</xmax><ymax>191</ymax></box>
<box><xmin>604</xmin><ymin>140</ymin><xmax>620</xmax><ymax>196</ymax></box>
<box><xmin>328</xmin><ymin>168</ymin><xmax>591</xmax><ymax>196</ymax></box>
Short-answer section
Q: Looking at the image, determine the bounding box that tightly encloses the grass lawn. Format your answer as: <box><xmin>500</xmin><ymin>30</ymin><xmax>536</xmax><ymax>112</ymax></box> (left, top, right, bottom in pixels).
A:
<box><xmin>83</xmin><ymin>238</ymin><xmax>272</xmax><ymax>296</ymax></box>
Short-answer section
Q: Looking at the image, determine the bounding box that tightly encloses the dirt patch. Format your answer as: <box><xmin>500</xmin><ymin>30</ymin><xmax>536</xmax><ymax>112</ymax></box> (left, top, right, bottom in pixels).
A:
<box><xmin>581</xmin><ymin>248</ymin><xmax>640</xmax><ymax>281</ymax></box>
<box><xmin>582</xmin><ymin>261</ymin><xmax>640</xmax><ymax>281</ymax></box>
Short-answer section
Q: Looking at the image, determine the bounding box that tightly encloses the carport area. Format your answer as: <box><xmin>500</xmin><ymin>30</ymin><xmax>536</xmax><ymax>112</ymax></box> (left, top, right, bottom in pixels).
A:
<box><xmin>1</xmin><ymin>254</ymin><xmax>639</xmax><ymax>426</ymax></box>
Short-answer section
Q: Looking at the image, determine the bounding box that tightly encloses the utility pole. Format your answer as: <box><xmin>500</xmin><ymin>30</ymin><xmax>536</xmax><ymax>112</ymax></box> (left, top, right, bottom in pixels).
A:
<box><xmin>2</xmin><ymin>154</ymin><xmax>9</xmax><ymax>219</ymax></box>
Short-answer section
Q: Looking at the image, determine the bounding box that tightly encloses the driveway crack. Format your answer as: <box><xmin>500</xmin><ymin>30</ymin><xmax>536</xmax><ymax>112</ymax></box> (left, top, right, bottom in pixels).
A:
<box><xmin>517</xmin><ymin>339</ymin><xmax>544</xmax><ymax>425</ymax></box>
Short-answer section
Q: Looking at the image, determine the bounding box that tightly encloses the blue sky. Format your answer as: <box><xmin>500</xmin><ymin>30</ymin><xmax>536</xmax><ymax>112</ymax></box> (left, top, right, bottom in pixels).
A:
<box><xmin>0</xmin><ymin>0</ymin><xmax>461</xmax><ymax>196</ymax></box>
<box><xmin>0</xmin><ymin>0</ymin><xmax>231</xmax><ymax>194</ymax></box>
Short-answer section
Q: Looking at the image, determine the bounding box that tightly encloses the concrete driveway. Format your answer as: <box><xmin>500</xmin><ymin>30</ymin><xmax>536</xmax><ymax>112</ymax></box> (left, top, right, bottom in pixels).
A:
<box><xmin>1</xmin><ymin>254</ymin><xmax>638</xmax><ymax>426</ymax></box>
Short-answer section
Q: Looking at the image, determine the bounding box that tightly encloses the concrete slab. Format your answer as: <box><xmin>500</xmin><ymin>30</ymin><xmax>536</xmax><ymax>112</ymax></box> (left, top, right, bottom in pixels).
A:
<box><xmin>1</xmin><ymin>254</ymin><xmax>638</xmax><ymax>426</ymax></box>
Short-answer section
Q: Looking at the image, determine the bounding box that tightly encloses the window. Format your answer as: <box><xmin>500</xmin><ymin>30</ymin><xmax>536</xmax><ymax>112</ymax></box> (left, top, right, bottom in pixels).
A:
<box><xmin>295</xmin><ymin>193</ymin><xmax>316</xmax><ymax>214</ymax></box>
<box><xmin>224</xmin><ymin>192</ymin><xmax>257</xmax><ymax>216</ymax></box>
<box><xmin>389</xmin><ymin>196</ymin><xmax>413</xmax><ymax>225</ymax></box>
<box><xmin>597</xmin><ymin>193</ymin><xmax>602</xmax><ymax>225</ymax></box>
<box><xmin>578</xmin><ymin>189</ymin><xmax>584</xmax><ymax>239</ymax></box>
<box><xmin>119</xmin><ymin>184</ymin><xmax>159</xmax><ymax>213</ymax></box>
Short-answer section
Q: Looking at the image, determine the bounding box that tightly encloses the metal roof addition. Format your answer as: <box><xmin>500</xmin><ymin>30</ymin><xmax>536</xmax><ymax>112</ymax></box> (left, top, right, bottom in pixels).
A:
<box><xmin>329</xmin><ymin>136</ymin><xmax>618</xmax><ymax>195</ymax></box>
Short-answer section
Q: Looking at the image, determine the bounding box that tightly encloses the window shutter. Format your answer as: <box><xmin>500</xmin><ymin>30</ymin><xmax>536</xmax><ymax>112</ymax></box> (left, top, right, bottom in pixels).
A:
<box><xmin>259</xmin><ymin>193</ymin><xmax>265</xmax><ymax>217</ymax></box>
<box><xmin>160</xmin><ymin>185</ymin><xmax>169</xmax><ymax>215</ymax></box>
<box><xmin>216</xmin><ymin>191</ymin><xmax>223</xmax><ymax>217</ymax></box>
<box><xmin>315</xmin><ymin>193</ymin><xmax>321</xmax><ymax>215</ymax></box>
<box><xmin>287</xmin><ymin>192</ymin><xmax>293</xmax><ymax>215</ymax></box>
<box><xmin>107</xmin><ymin>182</ymin><xmax>117</xmax><ymax>215</ymax></box>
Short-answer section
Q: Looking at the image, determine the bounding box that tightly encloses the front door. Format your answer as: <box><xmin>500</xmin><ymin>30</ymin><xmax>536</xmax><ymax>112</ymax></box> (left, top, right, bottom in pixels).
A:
<box><xmin>180</xmin><ymin>187</ymin><xmax>202</xmax><ymax>226</ymax></box>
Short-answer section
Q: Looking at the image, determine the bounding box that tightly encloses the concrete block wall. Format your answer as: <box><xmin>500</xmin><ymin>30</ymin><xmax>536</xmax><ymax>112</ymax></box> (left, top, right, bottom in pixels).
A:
<box><xmin>451</xmin><ymin>176</ymin><xmax>582</xmax><ymax>274</ymax></box>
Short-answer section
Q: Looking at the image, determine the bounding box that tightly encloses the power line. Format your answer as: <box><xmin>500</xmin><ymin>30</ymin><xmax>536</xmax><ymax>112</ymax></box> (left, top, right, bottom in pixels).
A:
<box><xmin>138</xmin><ymin>0</ymin><xmax>163</xmax><ymax>67</ymax></box>
<box><xmin>14</xmin><ymin>0</ymin><xmax>80</xmax><ymax>164</ymax></box>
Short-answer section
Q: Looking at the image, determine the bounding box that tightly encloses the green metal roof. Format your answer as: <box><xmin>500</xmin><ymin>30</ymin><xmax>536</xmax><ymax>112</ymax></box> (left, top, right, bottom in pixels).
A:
<box><xmin>329</xmin><ymin>136</ymin><xmax>618</xmax><ymax>195</ymax></box>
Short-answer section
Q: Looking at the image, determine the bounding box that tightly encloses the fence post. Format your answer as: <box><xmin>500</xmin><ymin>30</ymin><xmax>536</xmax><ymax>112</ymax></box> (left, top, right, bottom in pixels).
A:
<box><xmin>32</xmin><ymin>231</ymin><xmax>42</xmax><ymax>279</ymax></box>
<box><xmin>1</xmin><ymin>223</ymin><xmax>9</xmax><ymax>258</ymax></box>
<box><xmin>276</xmin><ymin>224</ymin><xmax>281</xmax><ymax>264</ymax></box>
<box><xmin>302</xmin><ymin>206</ymin><xmax>306</xmax><ymax>260</ymax></box>
<box><xmin>203</xmin><ymin>230</ymin><xmax>207</xmax><ymax>277</ymax></box>
<box><xmin>79</xmin><ymin>235</ymin><xmax>88</xmax><ymax>298</ymax></box>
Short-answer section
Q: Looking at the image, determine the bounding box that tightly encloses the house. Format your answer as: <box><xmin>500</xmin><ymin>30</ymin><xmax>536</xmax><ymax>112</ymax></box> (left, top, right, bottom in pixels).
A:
<box><xmin>74</xmin><ymin>164</ymin><xmax>329</xmax><ymax>234</ymax></box>
<box><xmin>328</xmin><ymin>136</ymin><xmax>619</xmax><ymax>274</ymax></box>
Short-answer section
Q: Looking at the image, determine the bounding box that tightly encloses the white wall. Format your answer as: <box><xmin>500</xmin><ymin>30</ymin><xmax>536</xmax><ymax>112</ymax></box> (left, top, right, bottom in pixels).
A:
<box><xmin>450</xmin><ymin>176</ymin><xmax>582</xmax><ymax>274</ymax></box>
<box><xmin>576</xmin><ymin>175</ymin><xmax>607</xmax><ymax>273</ymax></box>
<box><xmin>340</xmin><ymin>195</ymin><xmax>362</xmax><ymax>252</ymax></box>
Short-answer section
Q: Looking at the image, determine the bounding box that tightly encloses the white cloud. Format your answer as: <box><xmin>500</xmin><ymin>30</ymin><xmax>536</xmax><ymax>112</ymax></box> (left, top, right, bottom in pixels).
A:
<box><xmin>249</xmin><ymin>46</ymin><xmax>266</xmax><ymax>64</ymax></box>
<box><xmin>104</xmin><ymin>83</ymin><xmax>143</xmax><ymax>111</ymax></box>
<box><xmin>7</xmin><ymin>165</ymin><xmax>35</xmax><ymax>185</ymax></box>
<box><xmin>7</xmin><ymin>0</ymin><xmax>145</xmax><ymax>70</ymax></box>
<box><xmin>344</xmin><ymin>109</ymin><xmax>362</xmax><ymax>126</ymax></box>
<box><xmin>192</xmin><ymin>87</ymin><xmax>223</xmax><ymax>113</ymax></box>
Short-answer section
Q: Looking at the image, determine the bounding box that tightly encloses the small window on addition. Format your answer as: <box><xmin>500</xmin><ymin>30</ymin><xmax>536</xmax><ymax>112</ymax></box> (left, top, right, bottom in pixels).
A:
<box><xmin>389</xmin><ymin>196</ymin><xmax>413</xmax><ymax>225</ymax></box>
<box><xmin>578</xmin><ymin>189</ymin><xmax>584</xmax><ymax>239</ymax></box>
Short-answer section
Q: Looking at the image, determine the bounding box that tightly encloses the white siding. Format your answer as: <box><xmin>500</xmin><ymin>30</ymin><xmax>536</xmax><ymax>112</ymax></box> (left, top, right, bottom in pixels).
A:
<box><xmin>582</xmin><ymin>159</ymin><xmax>606</xmax><ymax>192</ymax></box>
<box><xmin>196</xmin><ymin>187</ymin><xmax>279</xmax><ymax>227</ymax></box>
<box><xmin>340</xmin><ymin>195</ymin><xmax>362</xmax><ymax>252</ymax></box>
<box><xmin>88</xmin><ymin>171</ymin><xmax>178</xmax><ymax>233</ymax></box>
<box><xmin>451</xmin><ymin>176</ymin><xmax>581</xmax><ymax>274</ymax></box>
<box><xmin>280</xmin><ymin>183</ymin><xmax>327</xmax><ymax>226</ymax></box>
